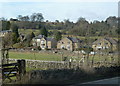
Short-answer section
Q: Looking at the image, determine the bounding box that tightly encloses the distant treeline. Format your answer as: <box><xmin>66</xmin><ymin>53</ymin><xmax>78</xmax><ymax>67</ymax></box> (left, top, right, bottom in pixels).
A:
<box><xmin>0</xmin><ymin>13</ymin><xmax>119</xmax><ymax>37</ymax></box>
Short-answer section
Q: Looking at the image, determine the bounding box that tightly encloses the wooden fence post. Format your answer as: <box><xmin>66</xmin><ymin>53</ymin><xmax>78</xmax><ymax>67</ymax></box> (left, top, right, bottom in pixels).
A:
<box><xmin>17</xmin><ymin>60</ymin><xmax>26</xmax><ymax>80</ymax></box>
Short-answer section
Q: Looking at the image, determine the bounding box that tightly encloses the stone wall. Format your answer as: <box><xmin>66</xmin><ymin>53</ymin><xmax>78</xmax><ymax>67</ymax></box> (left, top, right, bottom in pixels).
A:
<box><xmin>9</xmin><ymin>59</ymin><xmax>118</xmax><ymax>70</ymax></box>
<box><xmin>9</xmin><ymin>59</ymin><xmax>84</xmax><ymax>69</ymax></box>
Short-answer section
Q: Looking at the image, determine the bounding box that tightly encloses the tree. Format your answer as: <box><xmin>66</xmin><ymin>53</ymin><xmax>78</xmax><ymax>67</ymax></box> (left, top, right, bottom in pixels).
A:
<box><xmin>40</xmin><ymin>27</ymin><xmax>48</xmax><ymax>37</ymax></box>
<box><xmin>17</xmin><ymin>15</ymin><xmax>22</xmax><ymax>21</ymax></box>
<box><xmin>10</xmin><ymin>24</ymin><xmax>19</xmax><ymax>44</ymax></box>
<box><xmin>55</xmin><ymin>20</ymin><xmax>59</xmax><ymax>23</ymax></box>
<box><xmin>3</xmin><ymin>32</ymin><xmax>18</xmax><ymax>48</ymax></box>
<box><xmin>3</xmin><ymin>33</ymin><xmax>13</xmax><ymax>48</ymax></box>
<box><xmin>106</xmin><ymin>16</ymin><xmax>118</xmax><ymax>27</ymax></box>
<box><xmin>10</xmin><ymin>24</ymin><xmax>19</xmax><ymax>38</ymax></box>
<box><xmin>17</xmin><ymin>15</ymin><xmax>30</xmax><ymax>21</ymax></box>
<box><xmin>77</xmin><ymin>17</ymin><xmax>86</xmax><ymax>23</ymax></box>
<box><xmin>0</xmin><ymin>17</ymin><xmax>6</xmax><ymax>21</ymax></box>
<box><xmin>54</xmin><ymin>31</ymin><xmax>62</xmax><ymax>41</ymax></box>
<box><xmin>24</xmin><ymin>32</ymin><xmax>35</xmax><ymax>47</ymax></box>
<box><xmin>30</xmin><ymin>13</ymin><xmax>44</xmax><ymax>22</ymax></box>
<box><xmin>6</xmin><ymin>21</ymin><xmax>11</xmax><ymax>30</ymax></box>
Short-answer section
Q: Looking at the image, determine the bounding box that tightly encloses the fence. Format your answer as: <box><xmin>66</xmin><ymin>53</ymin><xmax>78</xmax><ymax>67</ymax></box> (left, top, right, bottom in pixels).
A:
<box><xmin>1</xmin><ymin>59</ymin><xmax>26</xmax><ymax>82</ymax></box>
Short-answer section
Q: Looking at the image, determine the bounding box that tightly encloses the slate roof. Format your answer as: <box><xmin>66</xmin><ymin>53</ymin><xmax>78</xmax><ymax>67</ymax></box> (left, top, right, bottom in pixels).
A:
<box><xmin>46</xmin><ymin>38</ymin><xmax>54</xmax><ymax>41</ymax></box>
<box><xmin>105</xmin><ymin>37</ymin><xmax>117</xmax><ymax>45</ymax></box>
<box><xmin>0</xmin><ymin>30</ymin><xmax>12</xmax><ymax>33</ymax></box>
<box><xmin>34</xmin><ymin>35</ymin><xmax>45</xmax><ymax>39</ymax></box>
<box><xmin>67</xmin><ymin>37</ymin><xmax>81</xmax><ymax>43</ymax></box>
<box><xmin>33</xmin><ymin>35</ymin><xmax>54</xmax><ymax>41</ymax></box>
<box><xmin>93</xmin><ymin>37</ymin><xmax>117</xmax><ymax>45</ymax></box>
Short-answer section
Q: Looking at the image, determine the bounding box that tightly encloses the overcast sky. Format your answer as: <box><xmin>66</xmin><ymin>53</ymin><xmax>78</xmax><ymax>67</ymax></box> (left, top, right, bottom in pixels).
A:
<box><xmin>0</xmin><ymin>0</ymin><xmax>119</xmax><ymax>22</ymax></box>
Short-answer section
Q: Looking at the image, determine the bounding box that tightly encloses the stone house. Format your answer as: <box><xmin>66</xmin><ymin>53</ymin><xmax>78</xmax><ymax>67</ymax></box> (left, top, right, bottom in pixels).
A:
<box><xmin>92</xmin><ymin>37</ymin><xmax>118</xmax><ymax>51</ymax></box>
<box><xmin>32</xmin><ymin>35</ymin><xmax>57</xmax><ymax>50</ymax></box>
<box><xmin>57</xmin><ymin>37</ymin><xmax>82</xmax><ymax>51</ymax></box>
<box><xmin>0</xmin><ymin>30</ymin><xmax>12</xmax><ymax>37</ymax></box>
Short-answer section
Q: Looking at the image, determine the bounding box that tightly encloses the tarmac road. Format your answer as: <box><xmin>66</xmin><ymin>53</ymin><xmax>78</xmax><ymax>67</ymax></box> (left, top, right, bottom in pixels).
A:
<box><xmin>82</xmin><ymin>77</ymin><xmax>119</xmax><ymax>84</ymax></box>
<box><xmin>71</xmin><ymin>77</ymin><xmax>120</xmax><ymax>86</ymax></box>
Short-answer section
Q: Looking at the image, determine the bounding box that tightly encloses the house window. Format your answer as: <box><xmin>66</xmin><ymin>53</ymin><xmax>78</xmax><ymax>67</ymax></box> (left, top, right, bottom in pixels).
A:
<box><xmin>105</xmin><ymin>43</ymin><xmax>108</xmax><ymax>45</ymax></box>
<box><xmin>99</xmin><ymin>43</ymin><xmax>101</xmax><ymax>45</ymax></box>
<box><xmin>41</xmin><ymin>44</ymin><xmax>45</xmax><ymax>46</ymax></box>
<box><xmin>41</xmin><ymin>40</ymin><xmax>45</xmax><ymax>44</ymax></box>
<box><xmin>62</xmin><ymin>42</ymin><xmax>64</xmax><ymax>44</ymax></box>
<box><xmin>61</xmin><ymin>45</ymin><xmax>65</xmax><ymax>49</ymax></box>
<box><xmin>68</xmin><ymin>46</ymin><xmax>70</xmax><ymax>49</ymax></box>
<box><xmin>68</xmin><ymin>42</ymin><xmax>70</xmax><ymax>44</ymax></box>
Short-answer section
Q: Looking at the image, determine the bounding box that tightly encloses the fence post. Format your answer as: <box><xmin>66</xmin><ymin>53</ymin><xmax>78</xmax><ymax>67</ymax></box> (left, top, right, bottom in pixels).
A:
<box><xmin>17</xmin><ymin>60</ymin><xmax>26</xmax><ymax>80</ymax></box>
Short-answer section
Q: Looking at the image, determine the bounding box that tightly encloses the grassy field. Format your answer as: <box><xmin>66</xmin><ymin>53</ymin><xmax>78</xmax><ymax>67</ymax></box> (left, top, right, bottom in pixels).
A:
<box><xmin>18</xmin><ymin>29</ymin><xmax>40</xmax><ymax>36</ymax></box>
<box><xmin>9</xmin><ymin>51</ymin><xmax>118</xmax><ymax>63</ymax></box>
<box><xmin>9</xmin><ymin>51</ymin><xmax>61</xmax><ymax>61</ymax></box>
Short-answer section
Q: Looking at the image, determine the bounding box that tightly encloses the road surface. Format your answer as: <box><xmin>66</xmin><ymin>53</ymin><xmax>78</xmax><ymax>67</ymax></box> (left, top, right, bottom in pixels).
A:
<box><xmin>71</xmin><ymin>77</ymin><xmax>120</xmax><ymax>86</ymax></box>
<box><xmin>82</xmin><ymin>77</ymin><xmax>119</xmax><ymax>84</ymax></box>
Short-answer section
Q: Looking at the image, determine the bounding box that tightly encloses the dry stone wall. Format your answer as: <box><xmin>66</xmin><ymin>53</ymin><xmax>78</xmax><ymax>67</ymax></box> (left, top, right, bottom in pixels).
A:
<box><xmin>9</xmin><ymin>59</ymin><xmax>82</xmax><ymax>69</ymax></box>
<box><xmin>9</xmin><ymin>59</ymin><xmax>118</xmax><ymax>70</ymax></box>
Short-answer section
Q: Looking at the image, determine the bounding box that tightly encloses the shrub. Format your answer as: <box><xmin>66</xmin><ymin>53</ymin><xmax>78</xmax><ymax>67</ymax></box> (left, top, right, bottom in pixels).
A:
<box><xmin>13</xmin><ymin>43</ymin><xmax>24</xmax><ymax>48</ymax></box>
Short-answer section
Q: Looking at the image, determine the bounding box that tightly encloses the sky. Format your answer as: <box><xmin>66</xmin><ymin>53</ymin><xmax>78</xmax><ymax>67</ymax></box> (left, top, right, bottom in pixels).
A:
<box><xmin>0</xmin><ymin>0</ymin><xmax>119</xmax><ymax>22</ymax></box>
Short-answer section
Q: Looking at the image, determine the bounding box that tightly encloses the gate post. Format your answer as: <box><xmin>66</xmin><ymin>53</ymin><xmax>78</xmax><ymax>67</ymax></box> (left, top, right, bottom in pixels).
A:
<box><xmin>17</xmin><ymin>59</ymin><xmax>26</xmax><ymax>80</ymax></box>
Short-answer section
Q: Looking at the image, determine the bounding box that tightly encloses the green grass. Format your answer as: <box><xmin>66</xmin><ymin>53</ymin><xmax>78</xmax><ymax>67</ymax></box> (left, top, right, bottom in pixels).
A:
<box><xmin>9</xmin><ymin>51</ymin><xmax>61</xmax><ymax>61</ymax></box>
<box><xmin>9</xmin><ymin>51</ymin><xmax>118</xmax><ymax>63</ymax></box>
<box><xmin>19</xmin><ymin>29</ymin><xmax>40</xmax><ymax>36</ymax></box>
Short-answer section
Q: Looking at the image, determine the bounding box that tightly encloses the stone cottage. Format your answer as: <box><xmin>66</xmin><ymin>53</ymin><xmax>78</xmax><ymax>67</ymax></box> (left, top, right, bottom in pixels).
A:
<box><xmin>57</xmin><ymin>37</ymin><xmax>82</xmax><ymax>51</ymax></box>
<box><xmin>0</xmin><ymin>30</ymin><xmax>12</xmax><ymax>37</ymax></box>
<box><xmin>92</xmin><ymin>37</ymin><xmax>118</xmax><ymax>51</ymax></box>
<box><xmin>32</xmin><ymin>35</ymin><xmax>57</xmax><ymax>50</ymax></box>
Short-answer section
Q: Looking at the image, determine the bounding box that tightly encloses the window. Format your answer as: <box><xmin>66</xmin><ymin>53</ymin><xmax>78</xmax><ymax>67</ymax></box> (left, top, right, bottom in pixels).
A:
<box><xmin>99</xmin><ymin>43</ymin><xmax>101</xmax><ymax>45</ymax></box>
<box><xmin>41</xmin><ymin>44</ymin><xmax>45</xmax><ymax>46</ymax></box>
<box><xmin>105</xmin><ymin>43</ymin><xmax>108</xmax><ymax>45</ymax></box>
<box><xmin>62</xmin><ymin>42</ymin><xmax>64</xmax><ymax>44</ymax></box>
<box><xmin>68</xmin><ymin>42</ymin><xmax>70</xmax><ymax>44</ymax></box>
<box><xmin>68</xmin><ymin>46</ymin><xmax>70</xmax><ymax>49</ymax></box>
<box><xmin>41</xmin><ymin>40</ymin><xmax>45</xmax><ymax>44</ymax></box>
<box><xmin>61</xmin><ymin>45</ymin><xmax>65</xmax><ymax>49</ymax></box>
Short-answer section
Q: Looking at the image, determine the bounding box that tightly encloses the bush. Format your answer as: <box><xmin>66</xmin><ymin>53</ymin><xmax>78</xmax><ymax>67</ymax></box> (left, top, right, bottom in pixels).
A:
<box><xmin>13</xmin><ymin>43</ymin><xmax>24</xmax><ymax>48</ymax></box>
<box><xmin>37</xmin><ymin>46</ymin><xmax>41</xmax><ymax>51</ymax></box>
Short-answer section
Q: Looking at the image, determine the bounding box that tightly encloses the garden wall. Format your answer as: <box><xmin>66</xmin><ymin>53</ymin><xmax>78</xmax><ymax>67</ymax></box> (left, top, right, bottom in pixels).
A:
<box><xmin>9</xmin><ymin>59</ymin><xmax>118</xmax><ymax>70</ymax></box>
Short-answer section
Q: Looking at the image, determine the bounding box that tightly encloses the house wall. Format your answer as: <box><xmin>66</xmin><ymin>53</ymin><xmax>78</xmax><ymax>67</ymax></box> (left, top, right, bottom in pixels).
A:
<box><xmin>32</xmin><ymin>39</ymin><xmax>40</xmax><ymax>46</ymax></box>
<box><xmin>74</xmin><ymin>43</ymin><xmax>80</xmax><ymax>50</ymax></box>
<box><xmin>47</xmin><ymin>41</ymin><xmax>52</xmax><ymax>49</ymax></box>
<box><xmin>57</xmin><ymin>38</ymin><xmax>73</xmax><ymax>51</ymax></box>
<box><xmin>32</xmin><ymin>37</ymin><xmax>57</xmax><ymax>50</ymax></box>
<box><xmin>0</xmin><ymin>31</ymin><xmax>12</xmax><ymax>37</ymax></box>
<box><xmin>112</xmin><ymin>44</ymin><xmax>117</xmax><ymax>51</ymax></box>
<box><xmin>51</xmin><ymin>39</ymin><xmax>57</xmax><ymax>48</ymax></box>
<box><xmin>92</xmin><ymin>39</ymin><xmax>112</xmax><ymax>50</ymax></box>
<box><xmin>40</xmin><ymin>38</ymin><xmax>47</xmax><ymax>49</ymax></box>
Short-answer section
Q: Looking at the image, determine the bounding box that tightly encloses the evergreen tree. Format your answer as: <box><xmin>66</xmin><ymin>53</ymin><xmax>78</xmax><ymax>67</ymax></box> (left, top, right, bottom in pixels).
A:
<box><xmin>54</xmin><ymin>31</ymin><xmax>62</xmax><ymax>41</ymax></box>
<box><xmin>40</xmin><ymin>27</ymin><xmax>48</xmax><ymax>37</ymax></box>
<box><xmin>6</xmin><ymin>21</ymin><xmax>11</xmax><ymax>30</ymax></box>
<box><xmin>10</xmin><ymin>24</ymin><xmax>19</xmax><ymax>38</ymax></box>
<box><xmin>24</xmin><ymin>32</ymin><xmax>35</xmax><ymax>47</ymax></box>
